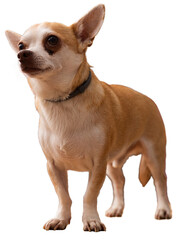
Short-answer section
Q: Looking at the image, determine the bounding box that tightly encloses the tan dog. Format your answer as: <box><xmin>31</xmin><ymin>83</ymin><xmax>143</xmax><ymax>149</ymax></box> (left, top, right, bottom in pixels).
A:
<box><xmin>6</xmin><ymin>4</ymin><xmax>172</xmax><ymax>232</ymax></box>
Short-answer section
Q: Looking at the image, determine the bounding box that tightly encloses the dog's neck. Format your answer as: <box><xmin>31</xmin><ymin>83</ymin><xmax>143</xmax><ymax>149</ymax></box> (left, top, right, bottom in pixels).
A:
<box><xmin>45</xmin><ymin>70</ymin><xmax>92</xmax><ymax>103</ymax></box>
<box><xmin>34</xmin><ymin>61</ymin><xmax>105</xmax><ymax>134</ymax></box>
<box><xmin>27</xmin><ymin>58</ymin><xmax>90</xmax><ymax>101</ymax></box>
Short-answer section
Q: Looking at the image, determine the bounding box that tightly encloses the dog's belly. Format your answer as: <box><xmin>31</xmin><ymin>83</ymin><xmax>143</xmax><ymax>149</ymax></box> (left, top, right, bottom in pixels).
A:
<box><xmin>38</xmin><ymin>123</ymin><xmax>105</xmax><ymax>171</ymax></box>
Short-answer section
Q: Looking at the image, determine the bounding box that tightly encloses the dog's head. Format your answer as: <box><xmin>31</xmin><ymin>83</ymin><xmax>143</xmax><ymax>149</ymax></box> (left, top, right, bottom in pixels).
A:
<box><xmin>5</xmin><ymin>5</ymin><xmax>105</xmax><ymax>98</ymax></box>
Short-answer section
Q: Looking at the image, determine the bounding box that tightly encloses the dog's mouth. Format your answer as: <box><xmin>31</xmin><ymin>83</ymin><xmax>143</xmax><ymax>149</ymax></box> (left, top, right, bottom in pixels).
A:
<box><xmin>20</xmin><ymin>64</ymin><xmax>51</xmax><ymax>76</ymax></box>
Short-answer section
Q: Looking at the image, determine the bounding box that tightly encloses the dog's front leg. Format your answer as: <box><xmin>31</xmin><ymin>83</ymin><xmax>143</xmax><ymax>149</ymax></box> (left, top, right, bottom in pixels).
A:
<box><xmin>83</xmin><ymin>161</ymin><xmax>107</xmax><ymax>232</ymax></box>
<box><xmin>43</xmin><ymin>161</ymin><xmax>72</xmax><ymax>230</ymax></box>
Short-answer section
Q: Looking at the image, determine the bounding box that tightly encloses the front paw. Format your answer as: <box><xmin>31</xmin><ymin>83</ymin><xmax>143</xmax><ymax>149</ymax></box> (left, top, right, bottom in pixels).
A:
<box><xmin>83</xmin><ymin>219</ymin><xmax>106</xmax><ymax>232</ymax></box>
<box><xmin>43</xmin><ymin>218</ymin><xmax>70</xmax><ymax>230</ymax></box>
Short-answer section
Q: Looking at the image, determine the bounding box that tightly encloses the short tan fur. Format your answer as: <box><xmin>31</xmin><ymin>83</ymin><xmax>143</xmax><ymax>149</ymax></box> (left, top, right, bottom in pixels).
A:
<box><xmin>6</xmin><ymin>4</ymin><xmax>172</xmax><ymax>232</ymax></box>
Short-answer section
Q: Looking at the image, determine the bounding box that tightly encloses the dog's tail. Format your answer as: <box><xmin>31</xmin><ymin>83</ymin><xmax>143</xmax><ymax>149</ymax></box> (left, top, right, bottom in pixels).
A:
<box><xmin>138</xmin><ymin>156</ymin><xmax>151</xmax><ymax>187</ymax></box>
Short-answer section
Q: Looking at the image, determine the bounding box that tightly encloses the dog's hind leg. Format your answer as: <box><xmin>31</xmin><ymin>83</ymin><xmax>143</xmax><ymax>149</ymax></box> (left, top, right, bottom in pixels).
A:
<box><xmin>106</xmin><ymin>142</ymin><xmax>143</xmax><ymax>217</ymax></box>
<box><xmin>105</xmin><ymin>164</ymin><xmax>125</xmax><ymax>217</ymax></box>
<box><xmin>141</xmin><ymin>139</ymin><xmax>172</xmax><ymax>219</ymax></box>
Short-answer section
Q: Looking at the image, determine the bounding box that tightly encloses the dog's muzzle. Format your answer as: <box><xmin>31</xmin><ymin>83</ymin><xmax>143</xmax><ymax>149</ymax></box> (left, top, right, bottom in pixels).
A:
<box><xmin>17</xmin><ymin>50</ymin><xmax>50</xmax><ymax>75</ymax></box>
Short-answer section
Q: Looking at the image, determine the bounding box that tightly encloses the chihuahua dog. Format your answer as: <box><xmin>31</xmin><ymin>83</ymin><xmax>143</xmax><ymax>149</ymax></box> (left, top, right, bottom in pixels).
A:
<box><xmin>6</xmin><ymin>4</ymin><xmax>172</xmax><ymax>232</ymax></box>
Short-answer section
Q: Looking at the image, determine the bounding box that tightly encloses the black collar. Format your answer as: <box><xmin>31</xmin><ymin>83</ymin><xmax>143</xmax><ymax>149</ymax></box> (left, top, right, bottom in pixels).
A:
<box><xmin>45</xmin><ymin>70</ymin><xmax>92</xmax><ymax>103</ymax></box>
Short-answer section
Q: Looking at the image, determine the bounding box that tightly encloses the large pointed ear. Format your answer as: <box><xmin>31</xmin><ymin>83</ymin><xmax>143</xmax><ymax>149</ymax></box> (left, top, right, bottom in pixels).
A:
<box><xmin>5</xmin><ymin>30</ymin><xmax>22</xmax><ymax>52</ymax></box>
<box><xmin>72</xmin><ymin>4</ymin><xmax>105</xmax><ymax>51</ymax></box>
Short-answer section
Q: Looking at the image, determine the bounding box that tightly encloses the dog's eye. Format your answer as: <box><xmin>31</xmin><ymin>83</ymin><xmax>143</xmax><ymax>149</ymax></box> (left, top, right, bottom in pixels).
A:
<box><xmin>44</xmin><ymin>35</ymin><xmax>61</xmax><ymax>55</ymax></box>
<box><xmin>18</xmin><ymin>43</ymin><xmax>25</xmax><ymax>50</ymax></box>
<box><xmin>47</xmin><ymin>35</ymin><xmax>58</xmax><ymax>46</ymax></box>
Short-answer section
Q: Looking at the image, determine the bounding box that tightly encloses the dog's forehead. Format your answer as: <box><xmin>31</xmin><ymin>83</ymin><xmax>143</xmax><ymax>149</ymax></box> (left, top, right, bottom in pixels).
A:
<box><xmin>22</xmin><ymin>23</ymin><xmax>55</xmax><ymax>42</ymax></box>
<box><xmin>21</xmin><ymin>22</ymin><xmax>77</xmax><ymax>48</ymax></box>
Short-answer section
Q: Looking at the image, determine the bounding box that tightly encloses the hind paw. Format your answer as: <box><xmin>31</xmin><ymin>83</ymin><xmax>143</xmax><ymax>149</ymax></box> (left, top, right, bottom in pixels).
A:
<box><xmin>105</xmin><ymin>206</ymin><xmax>124</xmax><ymax>217</ymax></box>
<box><xmin>155</xmin><ymin>207</ymin><xmax>172</xmax><ymax>220</ymax></box>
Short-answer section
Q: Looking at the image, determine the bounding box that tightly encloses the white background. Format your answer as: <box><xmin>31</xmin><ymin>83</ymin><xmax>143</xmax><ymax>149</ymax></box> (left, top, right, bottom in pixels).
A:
<box><xmin>0</xmin><ymin>0</ymin><xmax>176</xmax><ymax>239</ymax></box>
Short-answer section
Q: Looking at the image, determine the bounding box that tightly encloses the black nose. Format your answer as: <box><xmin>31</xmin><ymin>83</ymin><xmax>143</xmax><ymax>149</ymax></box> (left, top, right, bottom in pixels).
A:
<box><xmin>17</xmin><ymin>50</ymin><xmax>33</xmax><ymax>61</ymax></box>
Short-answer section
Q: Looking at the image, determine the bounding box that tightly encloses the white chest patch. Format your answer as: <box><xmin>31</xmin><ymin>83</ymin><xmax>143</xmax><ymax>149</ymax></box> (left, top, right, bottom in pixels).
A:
<box><xmin>38</xmin><ymin>102</ymin><xmax>105</xmax><ymax>171</ymax></box>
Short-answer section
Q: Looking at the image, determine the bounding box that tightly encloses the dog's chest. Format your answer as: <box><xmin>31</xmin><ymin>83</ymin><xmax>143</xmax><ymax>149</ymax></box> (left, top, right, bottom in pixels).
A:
<box><xmin>38</xmin><ymin>102</ymin><xmax>105</xmax><ymax>171</ymax></box>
